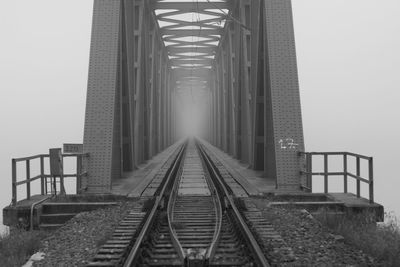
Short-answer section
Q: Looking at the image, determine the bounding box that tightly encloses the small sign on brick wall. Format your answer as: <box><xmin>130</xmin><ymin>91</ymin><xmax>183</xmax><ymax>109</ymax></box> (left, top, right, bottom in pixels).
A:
<box><xmin>63</xmin><ymin>143</ymin><xmax>83</xmax><ymax>154</ymax></box>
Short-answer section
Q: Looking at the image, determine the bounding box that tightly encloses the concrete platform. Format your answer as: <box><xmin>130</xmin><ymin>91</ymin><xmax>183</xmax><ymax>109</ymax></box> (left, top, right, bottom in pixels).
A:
<box><xmin>250</xmin><ymin>192</ymin><xmax>384</xmax><ymax>222</ymax></box>
<box><xmin>3</xmin><ymin>194</ymin><xmax>121</xmax><ymax>228</ymax></box>
<box><xmin>200</xmin><ymin>141</ymin><xmax>384</xmax><ymax>221</ymax></box>
<box><xmin>3</xmin><ymin>195</ymin><xmax>49</xmax><ymax>226</ymax></box>
<box><xmin>111</xmin><ymin>142</ymin><xmax>183</xmax><ymax>197</ymax></box>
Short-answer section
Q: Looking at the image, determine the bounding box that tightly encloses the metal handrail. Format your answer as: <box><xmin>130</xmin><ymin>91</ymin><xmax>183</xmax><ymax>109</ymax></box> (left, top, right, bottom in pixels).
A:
<box><xmin>11</xmin><ymin>152</ymin><xmax>89</xmax><ymax>206</ymax></box>
<box><xmin>30</xmin><ymin>194</ymin><xmax>55</xmax><ymax>231</ymax></box>
<box><xmin>12</xmin><ymin>154</ymin><xmax>45</xmax><ymax>162</ymax></box>
<box><xmin>299</xmin><ymin>151</ymin><xmax>374</xmax><ymax>203</ymax></box>
<box><xmin>298</xmin><ymin>151</ymin><xmax>372</xmax><ymax>160</ymax></box>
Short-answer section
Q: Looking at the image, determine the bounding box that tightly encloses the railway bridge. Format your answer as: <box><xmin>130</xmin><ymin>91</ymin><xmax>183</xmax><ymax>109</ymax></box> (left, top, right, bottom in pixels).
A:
<box><xmin>84</xmin><ymin>0</ymin><xmax>304</xmax><ymax>193</ymax></box>
<box><xmin>3</xmin><ymin>1</ymin><xmax>384</xmax><ymax>266</ymax></box>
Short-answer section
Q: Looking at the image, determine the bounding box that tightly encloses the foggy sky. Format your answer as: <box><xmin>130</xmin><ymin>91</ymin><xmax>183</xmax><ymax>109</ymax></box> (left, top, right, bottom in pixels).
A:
<box><xmin>0</xmin><ymin>0</ymin><xmax>399</xmax><ymax>227</ymax></box>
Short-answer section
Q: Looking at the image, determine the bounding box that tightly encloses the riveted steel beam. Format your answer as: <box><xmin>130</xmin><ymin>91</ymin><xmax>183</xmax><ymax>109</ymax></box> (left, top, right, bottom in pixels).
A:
<box><xmin>154</xmin><ymin>2</ymin><xmax>229</xmax><ymax>11</ymax></box>
<box><xmin>160</xmin><ymin>29</ymin><xmax>223</xmax><ymax>37</ymax></box>
<box><xmin>168</xmin><ymin>47</ymin><xmax>216</xmax><ymax>54</ymax></box>
<box><xmin>170</xmin><ymin>59</ymin><xmax>213</xmax><ymax>66</ymax></box>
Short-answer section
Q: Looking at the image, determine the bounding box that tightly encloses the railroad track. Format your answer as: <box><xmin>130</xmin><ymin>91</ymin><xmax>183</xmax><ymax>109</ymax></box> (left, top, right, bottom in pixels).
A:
<box><xmin>88</xmin><ymin>140</ymin><xmax>270</xmax><ymax>266</ymax></box>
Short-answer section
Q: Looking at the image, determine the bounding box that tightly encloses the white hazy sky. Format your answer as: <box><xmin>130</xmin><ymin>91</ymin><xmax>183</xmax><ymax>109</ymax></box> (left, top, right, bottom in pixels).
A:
<box><xmin>0</xmin><ymin>0</ymin><xmax>399</xmax><ymax>229</ymax></box>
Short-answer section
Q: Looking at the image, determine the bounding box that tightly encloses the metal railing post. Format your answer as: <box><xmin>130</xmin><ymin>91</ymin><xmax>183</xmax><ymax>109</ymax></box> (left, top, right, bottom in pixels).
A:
<box><xmin>307</xmin><ymin>153</ymin><xmax>313</xmax><ymax>192</ymax></box>
<box><xmin>76</xmin><ymin>155</ymin><xmax>82</xmax><ymax>194</ymax></box>
<box><xmin>40</xmin><ymin>155</ymin><xmax>45</xmax><ymax>195</ymax></box>
<box><xmin>369</xmin><ymin>157</ymin><xmax>374</xmax><ymax>203</ymax></box>
<box><xmin>26</xmin><ymin>159</ymin><xmax>31</xmax><ymax>200</ymax></box>
<box><xmin>343</xmin><ymin>154</ymin><xmax>348</xmax><ymax>193</ymax></box>
<box><xmin>356</xmin><ymin>157</ymin><xmax>361</xmax><ymax>198</ymax></box>
<box><xmin>324</xmin><ymin>154</ymin><xmax>328</xmax><ymax>193</ymax></box>
<box><xmin>12</xmin><ymin>159</ymin><xmax>17</xmax><ymax>206</ymax></box>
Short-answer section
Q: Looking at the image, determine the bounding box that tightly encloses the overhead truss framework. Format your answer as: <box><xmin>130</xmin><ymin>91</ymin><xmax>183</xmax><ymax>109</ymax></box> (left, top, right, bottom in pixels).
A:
<box><xmin>155</xmin><ymin>0</ymin><xmax>229</xmax><ymax>100</ymax></box>
<box><xmin>83</xmin><ymin>0</ymin><xmax>306</xmax><ymax>193</ymax></box>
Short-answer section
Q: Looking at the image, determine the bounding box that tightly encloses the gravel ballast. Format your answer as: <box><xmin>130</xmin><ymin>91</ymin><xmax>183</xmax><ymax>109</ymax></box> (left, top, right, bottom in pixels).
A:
<box><xmin>30</xmin><ymin>198</ymin><xmax>383</xmax><ymax>266</ymax></box>
<box><xmin>34</xmin><ymin>201</ymin><xmax>138</xmax><ymax>267</ymax></box>
<box><xmin>252</xmin><ymin>198</ymin><xmax>381</xmax><ymax>266</ymax></box>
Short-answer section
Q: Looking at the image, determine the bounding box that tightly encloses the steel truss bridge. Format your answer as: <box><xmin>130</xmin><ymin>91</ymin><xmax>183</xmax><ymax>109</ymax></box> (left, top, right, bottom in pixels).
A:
<box><xmin>84</xmin><ymin>0</ymin><xmax>305</xmax><ymax>193</ymax></box>
<box><xmin>3</xmin><ymin>2</ymin><xmax>383</xmax><ymax>265</ymax></box>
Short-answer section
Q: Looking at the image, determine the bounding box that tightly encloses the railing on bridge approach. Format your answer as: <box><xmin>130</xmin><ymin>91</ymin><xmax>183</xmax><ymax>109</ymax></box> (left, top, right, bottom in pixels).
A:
<box><xmin>299</xmin><ymin>152</ymin><xmax>374</xmax><ymax>204</ymax></box>
<box><xmin>11</xmin><ymin>153</ymin><xmax>89</xmax><ymax>206</ymax></box>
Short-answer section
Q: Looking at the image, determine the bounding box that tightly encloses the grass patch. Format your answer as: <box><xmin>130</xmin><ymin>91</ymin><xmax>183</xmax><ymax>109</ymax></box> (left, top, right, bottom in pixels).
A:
<box><xmin>0</xmin><ymin>228</ymin><xmax>47</xmax><ymax>267</ymax></box>
<box><xmin>315</xmin><ymin>210</ymin><xmax>400</xmax><ymax>266</ymax></box>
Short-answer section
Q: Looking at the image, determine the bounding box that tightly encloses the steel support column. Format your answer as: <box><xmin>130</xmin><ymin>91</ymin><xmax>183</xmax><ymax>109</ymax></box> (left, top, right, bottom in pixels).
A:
<box><xmin>210</xmin><ymin>0</ymin><xmax>305</xmax><ymax>190</ymax></box>
<box><xmin>83</xmin><ymin>0</ymin><xmax>172</xmax><ymax>193</ymax></box>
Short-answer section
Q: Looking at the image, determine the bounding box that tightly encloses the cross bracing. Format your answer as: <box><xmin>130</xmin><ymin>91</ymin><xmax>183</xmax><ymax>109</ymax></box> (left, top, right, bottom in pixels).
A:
<box><xmin>155</xmin><ymin>0</ymin><xmax>228</xmax><ymax>90</ymax></box>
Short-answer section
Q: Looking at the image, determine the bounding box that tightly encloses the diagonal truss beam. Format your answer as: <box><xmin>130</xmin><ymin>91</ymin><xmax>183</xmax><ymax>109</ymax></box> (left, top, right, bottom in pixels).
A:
<box><xmin>153</xmin><ymin>1</ymin><xmax>228</xmax><ymax>72</ymax></box>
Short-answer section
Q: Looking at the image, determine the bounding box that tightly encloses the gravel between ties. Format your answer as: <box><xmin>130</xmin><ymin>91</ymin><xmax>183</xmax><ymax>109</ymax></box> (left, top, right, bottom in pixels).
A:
<box><xmin>33</xmin><ymin>201</ymin><xmax>138</xmax><ymax>267</ymax></box>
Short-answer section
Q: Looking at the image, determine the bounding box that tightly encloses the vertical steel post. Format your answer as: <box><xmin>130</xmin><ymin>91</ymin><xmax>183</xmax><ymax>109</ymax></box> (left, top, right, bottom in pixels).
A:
<box><xmin>124</xmin><ymin>0</ymin><xmax>136</xmax><ymax>173</ymax></box>
<box><xmin>26</xmin><ymin>159</ymin><xmax>31</xmax><ymax>200</ymax></box>
<box><xmin>369</xmin><ymin>157</ymin><xmax>374</xmax><ymax>203</ymax></box>
<box><xmin>12</xmin><ymin>159</ymin><xmax>17</xmax><ymax>206</ymax></box>
<box><xmin>250</xmin><ymin>0</ymin><xmax>261</xmax><ymax>168</ymax></box>
<box><xmin>45</xmin><ymin>159</ymin><xmax>48</xmax><ymax>195</ymax></box>
<box><xmin>148</xmin><ymin>29</ymin><xmax>156</xmax><ymax>158</ymax></box>
<box><xmin>166</xmin><ymin>76</ymin><xmax>170</xmax><ymax>146</ymax></box>
<box><xmin>83</xmin><ymin>0</ymin><xmax>122</xmax><ymax>192</ymax></box>
<box><xmin>262</xmin><ymin>0</ymin><xmax>305</xmax><ymax>189</ymax></box>
<box><xmin>343</xmin><ymin>154</ymin><xmax>348</xmax><ymax>193</ymax></box>
<box><xmin>221</xmin><ymin>49</ymin><xmax>227</xmax><ymax>152</ymax></box>
<box><xmin>157</xmin><ymin>56</ymin><xmax>163</xmax><ymax>152</ymax></box>
<box><xmin>215</xmin><ymin>63</ymin><xmax>222</xmax><ymax>148</ymax></box>
<box><xmin>133</xmin><ymin>0</ymin><xmax>145</xmax><ymax>166</ymax></box>
<box><xmin>60</xmin><ymin>174</ymin><xmax>65</xmax><ymax>195</ymax></box>
<box><xmin>208</xmin><ymin>88</ymin><xmax>214</xmax><ymax>144</ymax></box>
<box><xmin>356</xmin><ymin>157</ymin><xmax>361</xmax><ymax>198</ymax></box>
<box><xmin>164</xmin><ymin>73</ymin><xmax>170</xmax><ymax>148</ymax></box>
<box><xmin>240</xmin><ymin>0</ymin><xmax>252</xmax><ymax>163</ymax></box>
<box><xmin>214</xmin><ymin>76</ymin><xmax>218</xmax><ymax>146</ymax></box>
<box><xmin>227</xmin><ymin>27</ymin><xmax>237</xmax><ymax>156</ymax></box>
<box><xmin>76</xmin><ymin>155</ymin><xmax>82</xmax><ymax>194</ymax></box>
<box><xmin>324</xmin><ymin>154</ymin><xmax>328</xmax><ymax>193</ymax></box>
<box><xmin>40</xmin><ymin>155</ymin><xmax>45</xmax><ymax>195</ymax></box>
<box><xmin>306</xmin><ymin>153</ymin><xmax>312</xmax><ymax>192</ymax></box>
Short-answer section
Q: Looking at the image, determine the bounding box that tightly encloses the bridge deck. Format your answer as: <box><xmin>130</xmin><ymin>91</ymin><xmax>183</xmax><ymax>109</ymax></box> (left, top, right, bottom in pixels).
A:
<box><xmin>109</xmin><ymin>140</ymin><xmax>383</xmax><ymax>222</ymax></box>
<box><xmin>111</xmin><ymin>142</ymin><xmax>183</xmax><ymax>197</ymax></box>
<box><xmin>111</xmin><ymin>140</ymin><xmax>275</xmax><ymax>198</ymax></box>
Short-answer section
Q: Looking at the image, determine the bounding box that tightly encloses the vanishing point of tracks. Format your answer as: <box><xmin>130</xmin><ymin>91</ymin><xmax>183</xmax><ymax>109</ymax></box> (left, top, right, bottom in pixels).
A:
<box><xmin>88</xmin><ymin>140</ymin><xmax>270</xmax><ymax>266</ymax></box>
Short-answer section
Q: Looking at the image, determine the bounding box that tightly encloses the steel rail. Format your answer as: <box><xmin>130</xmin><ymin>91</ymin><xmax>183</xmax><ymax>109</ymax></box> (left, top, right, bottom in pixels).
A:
<box><xmin>204</xmin><ymin>168</ymin><xmax>223</xmax><ymax>261</ymax></box>
<box><xmin>166</xmin><ymin>143</ymin><xmax>223</xmax><ymax>265</ymax></box>
<box><xmin>197</xmin><ymin>145</ymin><xmax>224</xmax><ymax>262</ymax></box>
<box><xmin>122</xmin><ymin>142</ymin><xmax>187</xmax><ymax>267</ymax></box>
<box><xmin>167</xmin><ymin>151</ymin><xmax>186</xmax><ymax>263</ymax></box>
<box><xmin>196</xmin><ymin>141</ymin><xmax>271</xmax><ymax>267</ymax></box>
